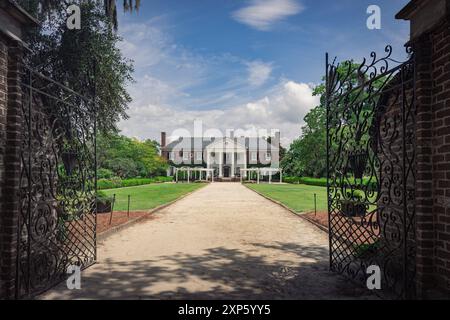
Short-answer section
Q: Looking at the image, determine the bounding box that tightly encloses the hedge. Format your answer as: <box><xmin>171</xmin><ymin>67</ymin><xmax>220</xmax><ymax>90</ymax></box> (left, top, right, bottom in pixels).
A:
<box><xmin>284</xmin><ymin>176</ymin><xmax>377</xmax><ymax>189</ymax></box>
<box><xmin>98</xmin><ymin>176</ymin><xmax>173</xmax><ymax>190</ymax></box>
<box><xmin>283</xmin><ymin>176</ymin><xmax>327</xmax><ymax>187</ymax></box>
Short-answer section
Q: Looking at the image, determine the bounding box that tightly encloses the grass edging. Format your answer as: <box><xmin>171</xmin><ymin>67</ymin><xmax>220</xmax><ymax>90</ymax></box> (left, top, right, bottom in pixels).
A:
<box><xmin>243</xmin><ymin>183</ymin><xmax>328</xmax><ymax>234</ymax></box>
<box><xmin>97</xmin><ymin>183</ymin><xmax>208</xmax><ymax>242</ymax></box>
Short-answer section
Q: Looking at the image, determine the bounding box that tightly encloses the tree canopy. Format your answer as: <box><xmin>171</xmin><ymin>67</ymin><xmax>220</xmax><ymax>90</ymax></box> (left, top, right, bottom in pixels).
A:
<box><xmin>281</xmin><ymin>104</ymin><xmax>326</xmax><ymax>178</ymax></box>
<box><xmin>97</xmin><ymin>133</ymin><xmax>168</xmax><ymax>179</ymax></box>
<box><xmin>30</xmin><ymin>0</ymin><xmax>140</xmax><ymax>30</ymax></box>
<box><xmin>19</xmin><ymin>0</ymin><xmax>135</xmax><ymax>133</ymax></box>
<box><xmin>281</xmin><ymin>61</ymin><xmax>374</xmax><ymax>178</ymax></box>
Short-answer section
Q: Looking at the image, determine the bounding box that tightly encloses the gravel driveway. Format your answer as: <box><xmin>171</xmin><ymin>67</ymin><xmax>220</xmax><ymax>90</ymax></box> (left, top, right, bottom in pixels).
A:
<box><xmin>40</xmin><ymin>183</ymin><xmax>374</xmax><ymax>300</ymax></box>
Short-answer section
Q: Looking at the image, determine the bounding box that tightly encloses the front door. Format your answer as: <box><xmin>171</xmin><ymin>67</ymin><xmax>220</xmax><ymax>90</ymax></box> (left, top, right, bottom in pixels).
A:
<box><xmin>223</xmin><ymin>166</ymin><xmax>230</xmax><ymax>178</ymax></box>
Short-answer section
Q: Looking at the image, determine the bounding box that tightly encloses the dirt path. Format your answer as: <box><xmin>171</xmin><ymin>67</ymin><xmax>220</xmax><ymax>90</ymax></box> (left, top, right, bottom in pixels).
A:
<box><xmin>40</xmin><ymin>183</ymin><xmax>374</xmax><ymax>300</ymax></box>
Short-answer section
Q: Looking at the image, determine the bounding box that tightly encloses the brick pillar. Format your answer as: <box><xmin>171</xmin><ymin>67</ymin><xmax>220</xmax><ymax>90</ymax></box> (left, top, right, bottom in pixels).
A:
<box><xmin>397</xmin><ymin>0</ymin><xmax>450</xmax><ymax>298</ymax></box>
<box><xmin>430</xmin><ymin>19</ymin><xmax>450</xmax><ymax>296</ymax></box>
<box><xmin>412</xmin><ymin>32</ymin><xmax>435</xmax><ymax>298</ymax></box>
<box><xmin>1</xmin><ymin>43</ymin><xmax>24</xmax><ymax>300</ymax></box>
<box><xmin>0</xmin><ymin>1</ymin><xmax>38</xmax><ymax>300</ymax></box>
<box><xmin>0</xmin><ymin>35</ymin><xmax>8</xmax><ymax>300</ymax></box>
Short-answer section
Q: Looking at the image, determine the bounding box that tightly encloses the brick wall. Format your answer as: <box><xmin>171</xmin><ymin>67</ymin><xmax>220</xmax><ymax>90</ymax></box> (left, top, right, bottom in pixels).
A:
<box><xmin>412</xmin><ymin>16</ymin><xmax>450</xmax><ymax>297</ymax></box>
<box><xmin>430</xmin><ymin>18</ymin><xmax>450</xmax><ymax>295</ymax></box>
<box><xmin>413</xmin><ymin>32</ymin><xmax>435</xmax><ymax>297</ymax></box>
<box><xmin>0</xmin><ymin>32</ymin><xmax>24</xmax><ymax>299</ymax></box>
<box><xmin>0</xmin><ymin>33</ymin><xmax>8</xmax><ymax>300</ymax></box>
<box><xmin>0</xmin><ymin>41</ymin><xmax>24</xmax><ymax>300</ymax></box>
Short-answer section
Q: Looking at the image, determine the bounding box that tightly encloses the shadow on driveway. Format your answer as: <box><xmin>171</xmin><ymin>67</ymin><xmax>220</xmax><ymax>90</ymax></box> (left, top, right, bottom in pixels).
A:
<box><xmin>41</xmin><ymin>242</ymin><xmax>375</xmax><ymax>300</ymax></box>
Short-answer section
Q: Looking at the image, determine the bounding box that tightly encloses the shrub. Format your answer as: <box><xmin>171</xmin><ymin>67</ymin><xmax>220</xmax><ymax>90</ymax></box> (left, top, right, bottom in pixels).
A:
<box><xmin>97</xmin><ymin>168</ymin><xmax>114</xmax><ymax>179</ymax></box>
<box><xmin>97</xmin><ymin>176</ymin><xmax>173</xmax><ymax>190</ymax></box>
<box><xmin>354</xmin><ymin>240</ymin><xmax>382</xmax><ymax>259</ymax></box>
<box><xmin>299</xmin><ymin>177</ymin><xmax>327</xmax><ymax>187</ymax></box>
<box><xmin>283</xmin><ymin>176</ymin><xmax>327</xmax><ymax>186</ymax></box>
<box><xmin>284</xmin><ymin>176</ymin><xmax>377</xmax><ymax>189</ymax></box>
<box><xmin>97</xmin><ymin>177</ymin><xmax>122</xmax><ymax>190</ymax></box>
<box><xmin>97</xmin><ymin>190</ymin><xmax>111</xmax><ymax>200</ymax></box>
<box><xmin>96</xmin><ymin>191</ymin><xmax>112</xmax><ymax>213</ymax></box>
<box><xmin>283</xmin><ymin>176</ymin><xmax>301</xmax><ymax>184</ymax></box>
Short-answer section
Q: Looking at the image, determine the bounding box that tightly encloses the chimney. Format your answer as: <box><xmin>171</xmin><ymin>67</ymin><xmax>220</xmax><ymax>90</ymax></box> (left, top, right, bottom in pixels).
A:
<box><xmin>160</xmin><ymin>132</ymin><xmax>167</xmax><ymax>159</ymax></box>
<box><xmin>275</xmin><ymin>131</ymin><xmax>281</xmax><ymax>147</ymax></box>
<box><xmin>161</xmin><ymin>132</ymin><xmax>167</xmax><ymax>148</ymax></box>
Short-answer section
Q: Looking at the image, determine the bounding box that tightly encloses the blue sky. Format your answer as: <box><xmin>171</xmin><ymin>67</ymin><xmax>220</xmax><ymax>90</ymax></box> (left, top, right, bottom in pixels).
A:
<box><xmin>117</xmin><ymin>0</ymin><xmax>410</xmax><ymax>146</ymax></box>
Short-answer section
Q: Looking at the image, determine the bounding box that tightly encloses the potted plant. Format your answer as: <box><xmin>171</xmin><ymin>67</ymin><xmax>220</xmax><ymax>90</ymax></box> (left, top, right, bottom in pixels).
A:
<box><xmin>96</xmin><ymin>191</ymin><xmax>112</xmax><ymax>214</ymax></box>
<box><xmin>354</xmin><ymin>240</ymin><xmax>381</xmax><ymax>260</ymax></box>
<box><xmin>339</xmin><ymin>190</ymin><xmax>367</xmax><ymax>217</ymax></box>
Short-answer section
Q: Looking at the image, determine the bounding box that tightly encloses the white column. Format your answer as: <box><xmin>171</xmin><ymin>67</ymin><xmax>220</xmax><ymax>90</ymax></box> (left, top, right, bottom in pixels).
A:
<box><xmin>269</xmin><ymin>171</ymin><xmax>272</xmax><ymax>184</ymax></box>
<box><xmin>243</xmin><ymin>152</ymin><xmax>247</xmax><ymax>178</ymax></box>
<box><xmin>231</xmin><ymin>152</ymin><xmax>235</xmax><ymax>178</ymax></box>
<box><xmin>187</xmin><ymin>169</ymin><xmax>190</xmax><ymax>183</ymax></box>
<box><xmin>257</xmin><ymin>170</ymin><xmax>260</xmax><ymax>184</ymax></box>
<box><xmin>219</xmin><ymin>152</ymin><xmax>223</xmax><ymax>178</ymax></box>
<box><xmin>280</xmin><ymin>169</ymin><xmax>283</xmax><ymax>184</ymax></box>
<box><xmin>207</xmin><ymin>152</ymin><xmax>211</xmax><ymax>179</ymax></box>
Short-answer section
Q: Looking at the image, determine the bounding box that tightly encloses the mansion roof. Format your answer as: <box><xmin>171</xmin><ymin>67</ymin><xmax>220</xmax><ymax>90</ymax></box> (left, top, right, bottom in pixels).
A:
<box><xmin>163</xmin><ymin>137</ymin><xmax>279</xmax><ymax>152</ymax></box>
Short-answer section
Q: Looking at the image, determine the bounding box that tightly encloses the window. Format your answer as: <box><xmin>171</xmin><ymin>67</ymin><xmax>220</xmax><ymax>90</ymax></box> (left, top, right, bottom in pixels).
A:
<box><xmin>196</xmin><ymin>152</ymin><xmax>203</xmax><ymax>161</ymax></box>
<box><xmin>169</xmin><ymin>152</ymin><xmax>175</xmax><ymax>161</ymax></box>
<box><xmin>251</xmin><ymin>152</ymin><xmax>257</xmax><ymax>161</ymax></box>
<box><xmin>266</xmin><ymin>152</ymin><xmax>271</xmax><ymax>161</ymax></box>
<box><xmin>183</xmin><ymin>152</ymin><xmax>189</xmax><ymax>161</ymax></box>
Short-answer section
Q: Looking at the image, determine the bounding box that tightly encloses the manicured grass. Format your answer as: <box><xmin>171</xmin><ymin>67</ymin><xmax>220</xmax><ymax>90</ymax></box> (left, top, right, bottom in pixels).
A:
<box><xmin>103</xmin><ymin>183</ymin><xmax>205</xmax><ymax>211</ymax></box>
<box><xmin>246</xmin><ymin>183</ymin><xmax>327</xmax><ymax>213</ymax></box>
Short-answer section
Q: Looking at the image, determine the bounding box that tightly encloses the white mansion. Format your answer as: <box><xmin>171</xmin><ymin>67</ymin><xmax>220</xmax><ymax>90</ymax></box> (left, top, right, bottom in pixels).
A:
<box><xmin>161</xmin><ymin>132</ymin><xmax>281</xmax><ymax>179</ymax></box>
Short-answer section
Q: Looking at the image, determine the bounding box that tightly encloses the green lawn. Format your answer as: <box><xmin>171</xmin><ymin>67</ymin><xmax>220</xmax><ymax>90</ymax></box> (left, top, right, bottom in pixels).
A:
<box><xmin>103</xmin><ymin>183</ymin><xmax>205</xmax><ymax>211</ymax></box>
<box><xmin>246</xmin><ymin>183</ymin><xmax>328</xmax><ymax>213</ymax></box>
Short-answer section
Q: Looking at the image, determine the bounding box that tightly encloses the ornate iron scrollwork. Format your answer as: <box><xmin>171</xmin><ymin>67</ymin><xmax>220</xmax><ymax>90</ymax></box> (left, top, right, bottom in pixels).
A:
<box><xmin>326</xmin><ymin>45</ymin><xmax>416</xmax><ymax>299</ymax></box>
<box><xmin>17</xmin><ymin>66</ymin><xmax>97</xmax><ymax>299</ymax></box>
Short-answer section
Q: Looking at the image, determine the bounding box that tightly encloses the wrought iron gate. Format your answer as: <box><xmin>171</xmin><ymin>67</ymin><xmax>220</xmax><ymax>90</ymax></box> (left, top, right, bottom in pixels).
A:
<box><xmin>326</xmin><ymin>46</ymin><xmax>416</xmax><ymax>299</ymax></box>
<box><xmin>16</xmin><ymin>66</ymin><xmax>97</xmax><ymax>298</ymax></box>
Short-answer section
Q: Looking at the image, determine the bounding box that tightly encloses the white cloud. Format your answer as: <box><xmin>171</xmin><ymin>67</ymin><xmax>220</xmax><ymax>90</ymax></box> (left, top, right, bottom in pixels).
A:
<box><xmin>119</xmin><ymin>79</ymin><xmax>319</xmax><ymax>147</ymax></box>
<box><xmin>232</xmin><ymin>0</ymin><xmax>304</xmax><ymax>31</ymax></box>
<box><xmin>116</xmin><ymin>17</ymin><xmax>318</xmax><ymax>148</ymax></box>
<box><xmin>246</xmin><ymin>61</ymin><xmax>273</xmax><ymax>86</ymax></box>
<box><xmin>117</xmin><ymin>23</ymin><xmax>170</xmax><ymax>69</ymax></box>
